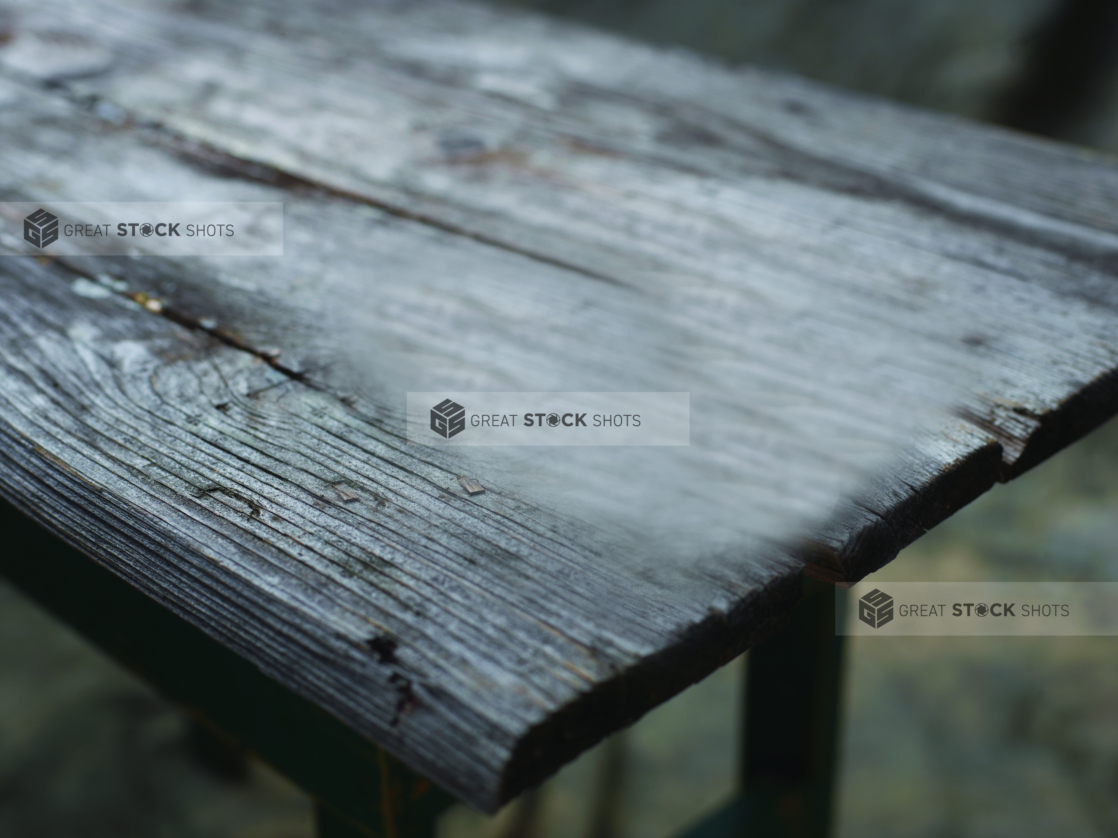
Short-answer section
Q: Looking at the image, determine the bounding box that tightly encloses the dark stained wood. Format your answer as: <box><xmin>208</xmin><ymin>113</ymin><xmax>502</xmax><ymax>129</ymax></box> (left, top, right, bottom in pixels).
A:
<box><xmin>1</xmin><ymin>0</ymin><xmax>1118</xmax><ymax>812</ymax></box>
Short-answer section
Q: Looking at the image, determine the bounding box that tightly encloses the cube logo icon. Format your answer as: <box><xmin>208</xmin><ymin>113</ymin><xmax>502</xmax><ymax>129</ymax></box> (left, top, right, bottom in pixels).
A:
<box><xmin>430</xmin><ymin>399</ymin><xmax>466</xmax><ymax>439</ymax></box>
<box><xmin>24</xmin><ymin>208</ymin><xmax>59</xmax><ymax>249</ymax></box>
<box><xmin>858</xmin><ymin>588</ymin><xmax>894</xmax><ymax>629</ymax></box>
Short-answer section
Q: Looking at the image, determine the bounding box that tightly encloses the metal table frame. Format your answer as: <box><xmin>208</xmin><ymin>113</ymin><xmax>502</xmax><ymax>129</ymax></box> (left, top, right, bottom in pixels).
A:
<box><xmin>1</xmin><ymin>498</ymin><xmax>847</xmax><ymax>838</ymax></box>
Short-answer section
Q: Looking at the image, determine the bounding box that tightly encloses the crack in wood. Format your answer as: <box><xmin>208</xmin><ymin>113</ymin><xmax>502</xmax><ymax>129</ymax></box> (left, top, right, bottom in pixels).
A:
<box><xmin>0</xmin><ymin>69</ymin><xmax>630</xmax><ymax>290</ymax></box>
<box><xmin>33</xmin><ymin>255</ymin><xmax>321</xmax><ymax>390</ymax></box>
<box><xmin>198</xmin><ymin>486</ymin><xmax>263</xmax><ymax>519</ymax></box>
<box><xmin>389</xmin><ymin>672</ymin><xmax>419</xmax><ymax>727</ymax></box>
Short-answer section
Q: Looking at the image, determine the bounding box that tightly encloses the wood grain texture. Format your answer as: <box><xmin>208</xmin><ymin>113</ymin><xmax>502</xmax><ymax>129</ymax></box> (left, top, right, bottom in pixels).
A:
<box><xmin>0</xmin><ymin>252</ymin><xmax>803</xmax><ymax>810</ymax></box>
<box><xmin>1</xmin><ymin>0</ymin><xmax>1118</xmax><ymax>811</ymax></box>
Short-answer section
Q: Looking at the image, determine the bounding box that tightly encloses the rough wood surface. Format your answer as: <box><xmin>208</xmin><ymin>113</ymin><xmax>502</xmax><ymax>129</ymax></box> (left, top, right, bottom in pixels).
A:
<box><xmin>1</xmin><ymin>0</ymin><xmax>1118</xmax><ymax>811</ymax></box>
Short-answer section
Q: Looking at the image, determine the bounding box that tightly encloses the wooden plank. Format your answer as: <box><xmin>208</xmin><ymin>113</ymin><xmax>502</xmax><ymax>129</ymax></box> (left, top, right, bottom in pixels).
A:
<box><xmin>1</xmin><ymin>0</ymin><xmax>1118</xmax><ymax>812</ymax></box>
<box><xmin>6</xmin><ymin>0</ymin><xmax>1118</xmax><ymax>478</ymax></box>
<box><xmin>0</xmin><ymin>497</ymin><xmax>453</xmax><ymax>836</ymax></box>
<box><xmin>0</xmin><ymin>251</ymin><xmax>804</xmax><ymax>810</ymax></box>
<box><xmin>0</xmin><ymin>80</ymin><xmax>1033</xmax><ymax>575</ymax></box>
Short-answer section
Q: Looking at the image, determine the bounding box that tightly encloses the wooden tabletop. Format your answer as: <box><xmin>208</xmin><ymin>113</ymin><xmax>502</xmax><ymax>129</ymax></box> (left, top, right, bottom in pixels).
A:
<box><xmin>2</xmin><ymin>0</ymin><xmax>1118</xmax><ymax>812</ymax></box>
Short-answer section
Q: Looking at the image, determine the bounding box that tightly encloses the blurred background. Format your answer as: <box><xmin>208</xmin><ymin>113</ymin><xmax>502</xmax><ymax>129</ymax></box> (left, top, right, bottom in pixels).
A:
<box><xmin>2</xmin><ymin>0</ymin><xmax>1117</xmax><ymax>835</ymax></box>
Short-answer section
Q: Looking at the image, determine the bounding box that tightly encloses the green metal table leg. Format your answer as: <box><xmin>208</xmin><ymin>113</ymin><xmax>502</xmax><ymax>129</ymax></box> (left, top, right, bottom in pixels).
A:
<box><xmin>315</xmin><ymin>799</ymin><xmax>437</xmax><ymax>838</ymax></box>
<box><xmin>316</xmin><ymin>804</ymin><xmax>371</xmax><ymax>838</ymax></box>
<box><xmin>741</xmin><ymin>576</ymin><xmax>847</xmax><ymax>837</ymax></box>
<box><xmin>676</xmin><ymin>576</ymin><xmax>847</xmax><ymax>838</ymax></box>
<box><xmin>0</xmin><ymin>498</ymin><xmax>451</xmax><ymax>838</ymax></box>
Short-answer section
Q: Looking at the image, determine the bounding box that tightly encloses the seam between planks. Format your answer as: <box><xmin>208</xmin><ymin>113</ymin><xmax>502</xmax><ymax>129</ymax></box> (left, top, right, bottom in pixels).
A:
<box><xmin>0</xmin><ymin>68</ymin><xmax>628</xmax><ymax>289</ymax></box>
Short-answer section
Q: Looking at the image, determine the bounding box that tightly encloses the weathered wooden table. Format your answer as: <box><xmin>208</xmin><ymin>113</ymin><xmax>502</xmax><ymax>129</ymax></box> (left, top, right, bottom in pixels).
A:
<box><xmin>2</xmin><ymin>0</ymin><xmax>1118</xmax><ymax>835</ymax></box>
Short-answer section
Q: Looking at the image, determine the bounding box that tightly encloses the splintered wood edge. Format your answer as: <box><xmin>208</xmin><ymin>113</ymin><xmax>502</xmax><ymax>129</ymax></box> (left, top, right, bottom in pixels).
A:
<box><xmin>804</xmin><ymin>363</ymin><xmax>1118</xmax><ymax>585</ymax></box>
<box><xmin>499</xmin><ymin>571</ymin><xmax>803</xmax><ymax>801</ymax></box>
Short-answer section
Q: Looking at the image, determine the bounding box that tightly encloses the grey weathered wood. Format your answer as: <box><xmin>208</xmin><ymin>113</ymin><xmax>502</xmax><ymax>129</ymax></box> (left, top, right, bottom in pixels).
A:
<box><xmin>1</xmin><ymin>0</ymin><xmax>1118</xmax><ymax>812</ymax></box>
